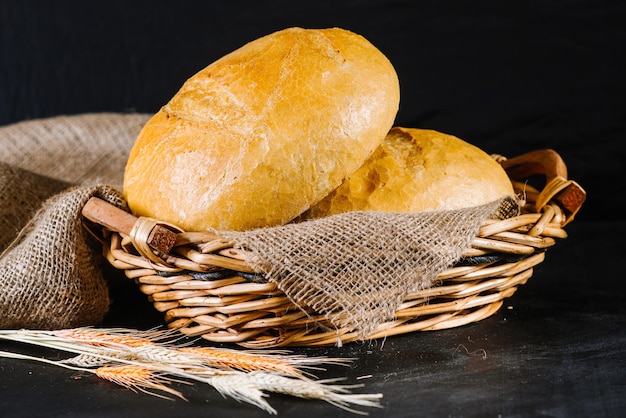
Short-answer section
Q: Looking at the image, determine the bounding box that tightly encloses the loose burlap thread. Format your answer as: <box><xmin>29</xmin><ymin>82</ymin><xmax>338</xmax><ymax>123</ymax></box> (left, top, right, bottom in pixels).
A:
<box><xmin>0</xmin><ymin>113</ymin><xmax>516</xmax><ymax>336</ymax></box>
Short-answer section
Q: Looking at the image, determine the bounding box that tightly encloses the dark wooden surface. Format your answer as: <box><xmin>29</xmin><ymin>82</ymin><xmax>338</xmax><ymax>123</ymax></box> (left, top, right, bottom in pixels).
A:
<box><xmin>1</xmin><ymin>221</ymin><xmax>624</xmax><ymax>417</ymax></box>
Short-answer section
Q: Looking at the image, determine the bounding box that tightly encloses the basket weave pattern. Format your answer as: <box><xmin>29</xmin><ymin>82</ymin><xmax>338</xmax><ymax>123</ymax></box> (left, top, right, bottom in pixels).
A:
<box><xmin>84</xmin><ymin>149</ymin><xmax>585</xmax><ymax>348</ymax></box>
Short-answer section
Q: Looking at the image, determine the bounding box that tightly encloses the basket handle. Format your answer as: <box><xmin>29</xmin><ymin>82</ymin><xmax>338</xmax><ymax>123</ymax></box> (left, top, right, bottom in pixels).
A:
<box><xmin>499</xmin><ymin>149</ymin><xmax>586</xmax><ymax>225</ymax></box>
<box><xmin>82</xmin><ymin>197</ymin><xmax>180</xmax><ymax>259</ymax></box>
<box><xmin>499</xmin><ymin>148</ymin><xmax>568</xmax><ymax>181</ymax></box>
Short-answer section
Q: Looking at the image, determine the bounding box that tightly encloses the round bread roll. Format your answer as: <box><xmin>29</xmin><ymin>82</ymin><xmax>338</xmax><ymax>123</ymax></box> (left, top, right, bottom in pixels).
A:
<box><xmin>123</xmin><ymin>27</ymin><xmax>400</xmax><ymax>232</ymax></box>
<box><xmin>302</xmin><ymin>127</ymin><xmax>515</xmax><ymax>218</ymax></box>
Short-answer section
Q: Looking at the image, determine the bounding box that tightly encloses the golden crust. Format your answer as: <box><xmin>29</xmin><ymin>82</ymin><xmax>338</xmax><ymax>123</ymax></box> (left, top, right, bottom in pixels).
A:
<box><xmin>303</xmin><ymin>127</ymin><xmax>516</xmax><ymax>218</ymax></box>
<box><xmin>123</xmin><ymin>27</ymin><xmax>400</xmax><ymax>231</ymax></box>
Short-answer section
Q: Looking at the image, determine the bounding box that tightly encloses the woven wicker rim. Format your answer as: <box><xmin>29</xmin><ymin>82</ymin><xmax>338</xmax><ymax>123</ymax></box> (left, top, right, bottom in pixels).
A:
<box><xmin>83</xmin><ymin>149</ymin><xmax>586</xmax><ymax>348</ymax></box>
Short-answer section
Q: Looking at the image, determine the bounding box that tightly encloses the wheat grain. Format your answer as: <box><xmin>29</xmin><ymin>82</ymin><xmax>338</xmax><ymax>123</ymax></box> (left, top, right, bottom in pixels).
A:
<box><xmin>95</xmin><ymin>365</ymin><xmax>186</xmax><ymax>401</ymax></box>
<box><xmin>180</xmin><ymin>346</ymin><xmax>355</xmax><ymax>378</ymax></box>
<box><xmin>180</xmin><ymin>346</ymin><xmax>303</xmax><ymax>377</ymax></box>
<box><xmin>128</xmin><ymin>345</ymin><xmax>206</xmax><ymax>369</ymax></box>
<box><xmin>247</xmin><ymin>371</ymin><xmax>383</xmax><ymax>415</ymax></box>
<box><xmin>61</xmin><ymin>353</ymin><xmax>110</xmax><ymax>368</ymax></box>
<box><xmin>53</xmin><ymin>327</ymin><xmax>164</xmax><ymax>348</ymax></box>
<box><xmin>201</xmin><ymin>372</ymin><xmax>276</xmax><ymax>415</ymax></box>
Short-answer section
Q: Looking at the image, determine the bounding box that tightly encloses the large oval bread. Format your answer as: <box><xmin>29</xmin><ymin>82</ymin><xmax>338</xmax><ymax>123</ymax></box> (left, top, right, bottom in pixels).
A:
<box><xmin>123</xmin><ymin>27</ymin><xmax>400</xmax><ymax>231</ymax></box>
<box><xmin>302</xmin><ymin>127</ymin><xmax>515</xmax><ymax>218</ymax></box>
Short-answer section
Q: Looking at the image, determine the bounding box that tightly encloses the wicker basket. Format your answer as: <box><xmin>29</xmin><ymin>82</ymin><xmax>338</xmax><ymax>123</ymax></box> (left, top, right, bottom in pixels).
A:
<box><xmin>82</xmin><ymin>149</ymin><xmax>585</xmax><ymax>348</ymax></box>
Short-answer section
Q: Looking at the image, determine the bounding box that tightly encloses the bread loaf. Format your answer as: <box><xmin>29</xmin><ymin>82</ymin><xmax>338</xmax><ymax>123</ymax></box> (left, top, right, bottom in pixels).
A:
<box><xmin>123</xmin><ymin>27</ymin><xmax>400</xmax><ymax>231</ymax></box>
<box><xmin>301</xmin><ymin>127</ymin><xmax>515</xmax><ymax>218</ymax></box>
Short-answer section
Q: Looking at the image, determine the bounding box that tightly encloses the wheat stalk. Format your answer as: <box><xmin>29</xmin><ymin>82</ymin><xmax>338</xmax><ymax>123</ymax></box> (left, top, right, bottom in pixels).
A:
<box><xmin>248</xmin><ymin>372</ymin><xmax>383</xmax><ymax>415</ymax></box>
<box><xmin>179</xmin><ymin>346</ymin><xmax>352</xmax><ymax>378</ymax></box>
<box><xmin>197</xmin><ymin>370</ymin><xmax>277</xmax><ymax>414</ymax></box>
<box><xmin>190</xmin><ymin>369</ymin><xmax>383</xmax><ymax>415</ymax></box>
<box><xmin>0</xmin><ymin>327</ymin><xmax>381</xmax><ymax>415</ymax></box>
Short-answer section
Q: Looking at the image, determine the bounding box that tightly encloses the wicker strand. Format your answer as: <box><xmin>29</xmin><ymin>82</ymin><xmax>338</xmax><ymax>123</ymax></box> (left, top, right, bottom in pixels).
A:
<box><xmin>95</xmin><ymin>195</ymin><xmax>566</xmax><ymax>348</ymax></box>
<box><xmin>85</xmin><ymin>149</ymin><xmax>586</xmax><ymax>347</ymax></box>
<box><xmin>129</xmin><ymin>217</ymin><xmax>184</xmax><ymax>266</ymax></box>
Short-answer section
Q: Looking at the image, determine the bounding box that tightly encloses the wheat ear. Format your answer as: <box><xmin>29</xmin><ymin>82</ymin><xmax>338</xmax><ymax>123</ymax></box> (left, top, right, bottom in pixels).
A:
<box><xmin>0</xmin><ymin>328</ymin><xmax>382</xmax><ymax>415</ymax></box>
<box><xmin>95</xmin><ymin>365</ymin><xmax>187</xmax><ymax>401</ymax></box>
<box><xmin>0</xmin><ymin>350</ymin><xmax>185</xmax><ymax>401</ymax></box>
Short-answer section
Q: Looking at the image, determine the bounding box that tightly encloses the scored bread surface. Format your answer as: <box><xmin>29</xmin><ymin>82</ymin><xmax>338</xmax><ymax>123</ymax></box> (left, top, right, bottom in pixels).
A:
<box><xmin>302</xmin><ymin>127</ymin><xmax>516</xmax><ymax>218</ymax></box>
<box><xmin>124</xmin><ymin>27</ymin><xmax>400</xmax><ymax>231</ymax></box>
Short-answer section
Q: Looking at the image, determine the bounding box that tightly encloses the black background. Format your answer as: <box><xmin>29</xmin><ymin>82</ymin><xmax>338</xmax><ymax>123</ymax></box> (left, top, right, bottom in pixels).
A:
<box><xmin>1</xmin><ymin>1</ymin><xmax>625</xmax><ymax>417</ymax></box>
<box><xmin>1</xmin><ymin>0</ymin><xmax>625</xmax><ymax>222</ymax></box>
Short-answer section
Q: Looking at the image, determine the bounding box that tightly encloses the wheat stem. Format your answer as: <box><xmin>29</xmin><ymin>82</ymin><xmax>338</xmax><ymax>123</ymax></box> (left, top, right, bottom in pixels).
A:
<box><xmin>0</xmin><ymin>328</ymin><xmax>382</xmax><ymax>415</ymax></box>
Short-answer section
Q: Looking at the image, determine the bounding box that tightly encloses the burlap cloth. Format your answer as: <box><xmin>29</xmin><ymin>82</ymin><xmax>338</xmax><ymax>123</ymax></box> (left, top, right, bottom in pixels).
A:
<box><xmin>0</xmin><ymin>113</ymin><xmax>149</xmax><ymax>329</ymax></box>
<box><xmin>0</xmin><ymin>113</ymin><xmax>514</xmax><ymax>336</ymax></box>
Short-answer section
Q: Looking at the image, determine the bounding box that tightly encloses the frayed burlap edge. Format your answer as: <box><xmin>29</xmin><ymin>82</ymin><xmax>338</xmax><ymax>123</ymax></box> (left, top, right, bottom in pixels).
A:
<box><xmin>221</xmin><ymin>197</ymin><xmax>516</xmax><ymax>338</ymax></box>
<box><xmin>0</xmin><ymin>113</ymin><xmax>147</xmax><ymax>329</ymax></box>
<box><xmin>0</xmin><ymin>184</ymin><xmax>127</xmax><ymax>330</ymax></box>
